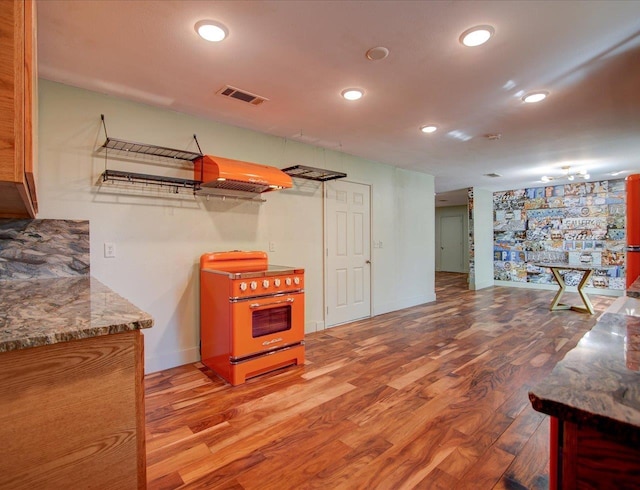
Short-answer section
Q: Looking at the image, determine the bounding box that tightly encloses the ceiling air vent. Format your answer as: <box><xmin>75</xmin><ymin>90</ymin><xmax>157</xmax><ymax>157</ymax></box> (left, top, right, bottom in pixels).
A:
<box><xmin>217</xmin><ymin>85</ymin><xmax>268</xmax><ymax>106</ymax></box>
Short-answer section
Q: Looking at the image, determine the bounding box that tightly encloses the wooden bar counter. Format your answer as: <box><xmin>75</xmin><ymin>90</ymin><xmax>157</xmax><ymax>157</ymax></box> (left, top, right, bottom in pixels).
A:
<box><xmin>529</xmin><ymin>286</ymin><xmax>640</xmax><ymax>489</ymax></box>
<box><xmin>0</xmin><ymin>276</ymin><xmax>153</xmax><ymax>490</ymax></box>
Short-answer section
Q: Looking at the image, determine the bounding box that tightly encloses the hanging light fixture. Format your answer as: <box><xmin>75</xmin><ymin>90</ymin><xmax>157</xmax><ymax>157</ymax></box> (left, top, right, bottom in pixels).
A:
<box><xmin>541</xmin><ymin>166</ymin><xmax>590</xmax><ymax>183</ymax></box>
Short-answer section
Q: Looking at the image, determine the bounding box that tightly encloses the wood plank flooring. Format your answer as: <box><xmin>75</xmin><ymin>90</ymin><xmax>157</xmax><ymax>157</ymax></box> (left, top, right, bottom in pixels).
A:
<box><xmin>144</xmin><ymin>273</ymin><xmax>616</xmax><ymax>489</ymax></box>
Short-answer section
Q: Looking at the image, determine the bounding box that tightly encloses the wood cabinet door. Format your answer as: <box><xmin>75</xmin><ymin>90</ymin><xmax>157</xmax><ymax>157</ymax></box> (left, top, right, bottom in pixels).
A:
<box><xmin>0</xmin><ymin>0</ymin><xmax>37</xmax><ymax>218</ymax></box>
<box><xmin>23</xmin><ymin>0</ymin><xmax>38</xmax><ymax>213</ymax></box>
<box><xmin>0</xmin><ymin>332</ymin><xmax>146</xmax><ymax>489</ymax></box>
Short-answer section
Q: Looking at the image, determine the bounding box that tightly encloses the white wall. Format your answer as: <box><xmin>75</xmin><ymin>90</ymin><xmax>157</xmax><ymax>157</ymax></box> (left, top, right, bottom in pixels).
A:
<box><xmin>37</xmin><ymin>80</ymin><xmax>436</xmax><ymax>373</ymax></box>
<box><xmin>470</xmin><ymin>188</ymin><xmax>494</xmax><ymax>290</ymax></box>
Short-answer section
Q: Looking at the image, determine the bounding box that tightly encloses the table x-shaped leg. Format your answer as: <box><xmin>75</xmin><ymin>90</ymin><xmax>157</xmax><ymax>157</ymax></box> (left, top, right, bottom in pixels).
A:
<box><xmin>549</xmin><ymin>267</ymin><xmax>595</xmax><ymax>314</ymax></box>
<box><xmin>575</xmin><ymin>268</ymin><xmax>595</xmax><ymax>314</ymax></box>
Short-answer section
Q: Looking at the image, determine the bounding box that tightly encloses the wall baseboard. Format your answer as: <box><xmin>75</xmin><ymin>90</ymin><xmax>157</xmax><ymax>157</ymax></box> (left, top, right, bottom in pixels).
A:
<box><xmin>374</xmin><ymin>293</ymin><xmax>436</xmax><ymax>317</ymax></box>
<box><xmin>144</xmin><ymin>345</ymin><xmax>200</xmax><ymax>374</ymax></box>
<box><xmin>494</xmin><ymin>280</ymin><xmax>624</xmax><ymax>297</ymax></box>
<box><xmin>305</xmin><ymin>321</ymin><xmax>325</xmax><ymax>333</ymax></box>
<box><xmin>469</xmin><ymin>280</ymin><xmax>494</xmax><ymax>290</ymax></box>
<box><xmin>144</xmin><ymin>324</ymin><xmax>327</xmax><ymax>372</ymax></box>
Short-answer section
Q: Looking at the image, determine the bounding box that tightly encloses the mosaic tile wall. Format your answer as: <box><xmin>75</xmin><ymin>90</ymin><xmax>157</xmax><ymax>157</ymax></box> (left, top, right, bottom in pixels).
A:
<box><xmin>0</xmin><ymin>219</ymin><xmax>90</xmax><ymax>280</ymax></box>
<box><xmin>493</xmin><ymin>179</ymin><xmax>626</xmax><ymax>291</ymax></box>
<box><xmin>468</xmin><ymin>188</ymin><xmax>475</xmax><ymax>285</ymax></box>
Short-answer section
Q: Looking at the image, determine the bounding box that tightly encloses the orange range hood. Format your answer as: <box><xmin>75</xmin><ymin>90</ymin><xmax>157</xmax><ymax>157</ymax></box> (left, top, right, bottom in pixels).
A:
<box><xmin>194</xmin><ymin>155</ymin><xmax>292</xmax><ymax>194</ymax></box>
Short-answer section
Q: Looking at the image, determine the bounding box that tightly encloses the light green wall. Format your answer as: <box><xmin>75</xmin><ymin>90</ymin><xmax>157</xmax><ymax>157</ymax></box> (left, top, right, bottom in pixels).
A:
<box><xmin>37</xmin><ymin>80</ymin><xmax>436</xmax><ymax>372</ymax></box>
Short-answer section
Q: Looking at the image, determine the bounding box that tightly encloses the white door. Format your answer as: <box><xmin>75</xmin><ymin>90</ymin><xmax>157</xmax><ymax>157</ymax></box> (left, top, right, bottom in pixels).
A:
<box><xmin>325</xmin><ymin>180</ymin><xmax>371</xmax><ymax>327</ymax></box>
<box><xmin>440</xmin><ymin>215</ymin><xmax>464</xmax><ymax>272</ymax></box>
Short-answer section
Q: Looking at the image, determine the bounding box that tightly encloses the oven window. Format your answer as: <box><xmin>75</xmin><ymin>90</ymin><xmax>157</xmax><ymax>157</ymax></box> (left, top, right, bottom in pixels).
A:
<box><xmin>252</xmin><ymin>305</ymin><xmax>292</xmax><ymax>337</ymax></box>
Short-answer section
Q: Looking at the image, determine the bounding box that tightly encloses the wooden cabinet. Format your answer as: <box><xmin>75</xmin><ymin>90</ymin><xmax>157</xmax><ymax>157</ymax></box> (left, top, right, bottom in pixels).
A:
<box><xmin>550</xmin><ymin>417</ymin><xmax>640</xmax><ymax>489</ymax></box>
<box><xmin>0</xmin><ymin>0</ymin><xmax>38</xmax><ymax>218</ymax></box>
<box><xmin>0</xmin><ymin>331</ymin><xmax>146</xmax><ymax>489</ymax></box>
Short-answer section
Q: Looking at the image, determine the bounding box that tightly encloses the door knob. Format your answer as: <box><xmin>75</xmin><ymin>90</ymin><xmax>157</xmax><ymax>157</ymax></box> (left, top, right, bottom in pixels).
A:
<box><xmin>366</xmin><ymin>260</ymin><xmax>371</xmax><ymax>264</ymax></box>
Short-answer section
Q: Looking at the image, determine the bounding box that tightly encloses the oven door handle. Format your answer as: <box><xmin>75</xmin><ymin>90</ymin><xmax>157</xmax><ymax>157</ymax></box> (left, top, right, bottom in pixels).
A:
<box><xmin>250</xmin><ymin>298</ymin><xmax>295</xmax><ymax>308</ymax></box>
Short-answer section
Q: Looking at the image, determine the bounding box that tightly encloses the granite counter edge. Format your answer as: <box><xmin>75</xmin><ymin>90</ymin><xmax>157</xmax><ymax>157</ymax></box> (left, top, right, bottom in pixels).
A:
<box><xmin>0</xmin><ymin>276</ymin><xmax>154</xmax><ymax>353</ymax></box>
<box><xmin>628</xmin><ymin>276</ymin><xmax>640</xmax><ymax>298</ymax></box>
<box><xmin>528</xmin><ymin>390</ymin><xmax>640</xmax><ymax>446</ymax></box>
<box><xmin>0</xmin><ymin>317</ymin><xmax>154</xmax><ymax>353</ymax></box>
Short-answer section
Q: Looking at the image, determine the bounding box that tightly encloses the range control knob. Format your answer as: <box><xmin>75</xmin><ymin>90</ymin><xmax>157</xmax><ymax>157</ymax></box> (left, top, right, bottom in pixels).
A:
<box><xmin>274</xmin><ymin>278</ymin><xmax>281</xmax><ymax>287</ymax></box>
<box><xmin>250</xmin><ymin>281</ymin><xmax>258</xmax><ymax>291</ymax></box>
<box><xmin>239</xmin><ymin>282</ymin><xmax>247</xmax><ymax>291</ymax></box>
<box><xmin>262</xmin><ymin>280</ymin><xmax>270</xmax><ymax>288</ymax></box>
<box><xmin>285</xmin><ymin>278</ymin><xmax>292</xmax><ymax>286</ymax></box>
<box><xmin>294</xmin><ymin>277</ymin><xmax>300</xmax><ymax>285</ymax></box>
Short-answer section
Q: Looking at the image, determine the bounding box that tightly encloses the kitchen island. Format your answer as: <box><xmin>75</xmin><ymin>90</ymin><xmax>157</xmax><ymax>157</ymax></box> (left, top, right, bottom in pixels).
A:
<box><xmin>529</xmin><ymin>284</ymin><xmax>640</xmax><ymax>489</ymax></box>
<box><xmin>0</xmin><ymin>276</ymin><xmax>152</xmax><ymax>490</ymax></box>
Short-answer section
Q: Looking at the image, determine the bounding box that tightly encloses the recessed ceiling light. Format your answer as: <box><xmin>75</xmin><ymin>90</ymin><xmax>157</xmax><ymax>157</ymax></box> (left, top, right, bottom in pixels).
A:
<box><xmin>366</xmin><ymin>46</ymin><xmax>390</xmax><ymax>61</ymax></box>
<box><xmin>341</xmin><ymin>88</ymin><xmax>364</xmax><ymax>101</ymax></box>
<box><xmin>522</xmin><ymin>91</ymin><xmax>549</xmax><ymax>103</ymax></box>
<box><xmin>195</xmin><ymin>20</ymin><xmax>229</xmax><ymax>42</ymax></box>
<box><xmin>459</xmin><ymin>25</ymin><xmax>495</xmax><ymax>47</ymax></box>
<box><xmin>420</xmin><ymin>125</ymin><xmax>437</xmax><ymax>134</ymax></box>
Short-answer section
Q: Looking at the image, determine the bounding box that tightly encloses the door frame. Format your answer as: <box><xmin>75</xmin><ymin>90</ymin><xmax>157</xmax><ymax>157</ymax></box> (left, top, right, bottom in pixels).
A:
<box><xmin>440</xmin><ymin>214</ymin><xmax>464</xmax><ymax>272</ymax></box>
<box><xmin>435</xmin><ymin>205</ymin><xmax>469</xmax><ymax>273</ymax></box>
<box><xmin>323</xmin><ymin>179</ymin><xmax>373</xmax><ymax>329</ymax></box>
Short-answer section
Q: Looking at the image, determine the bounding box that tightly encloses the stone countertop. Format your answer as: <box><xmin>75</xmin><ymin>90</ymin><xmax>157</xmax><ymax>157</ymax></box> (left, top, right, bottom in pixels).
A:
<box><xmin>529</xmin><ymin>304</ymin><xmax>640</xmax><ymax>445</ymax></box>
<box><xmin>628</xmin><ymin>276</ymin><xmax>640</xmax><ymax>299</ymax></box>
<box><xmin>0</xmin><ymin>276</ymin><xmax>153</xmax><ymax>353</ymax></box>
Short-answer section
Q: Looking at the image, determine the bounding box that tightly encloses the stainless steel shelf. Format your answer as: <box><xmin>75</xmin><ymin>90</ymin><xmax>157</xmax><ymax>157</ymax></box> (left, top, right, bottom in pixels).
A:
<box><xmin>100</xmin><ymin>137</ymin><xmax>202</xmax><ymax>162</ymax></box>
<box><xmin>97</xmin><ymin>114</ymin><xmax>204</xmax><ymax>195</ymax></box>
<box><xmin>282</xmin><ymin>165</ymin><xmax>347</xmax><ymax>182</ymax></box>
<box><xmin>101</xmin><ymin>169</ymin><xmax>201</xmax><ymax>192</ymax></box>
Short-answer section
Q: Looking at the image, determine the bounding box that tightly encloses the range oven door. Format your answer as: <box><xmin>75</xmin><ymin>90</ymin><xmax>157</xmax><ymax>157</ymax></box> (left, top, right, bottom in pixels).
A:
<box><xmin>230</xmin><ymin>291</ymin><xmax>304</xmax><ymax>359</ymax></box>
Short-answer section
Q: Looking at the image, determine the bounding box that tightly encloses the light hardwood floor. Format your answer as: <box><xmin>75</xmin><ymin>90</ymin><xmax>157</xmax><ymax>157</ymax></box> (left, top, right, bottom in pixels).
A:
<box><xmin>144</xmin><ymin>273</ymin><xmax>615</xmax><ymax>489</ymax></box>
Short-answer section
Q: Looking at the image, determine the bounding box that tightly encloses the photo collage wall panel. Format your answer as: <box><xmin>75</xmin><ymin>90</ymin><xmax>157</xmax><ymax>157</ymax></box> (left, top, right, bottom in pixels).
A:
<box><xmin>493</xmin><ymin>179</ymin><xmax>626</xmax><ymax>291</ymax></box>
<box><xmin>468</xmin><ymin>188</ymin><xmax>475</xmax><ymax>284</ymax></box>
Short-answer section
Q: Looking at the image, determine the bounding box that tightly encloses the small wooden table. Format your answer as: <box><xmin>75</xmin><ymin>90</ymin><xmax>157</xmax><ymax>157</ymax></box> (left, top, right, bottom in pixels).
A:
<box><xmin>535</xmin><ymin>263</ymin><xmax>609</xmax><ymax>315</ymax></box>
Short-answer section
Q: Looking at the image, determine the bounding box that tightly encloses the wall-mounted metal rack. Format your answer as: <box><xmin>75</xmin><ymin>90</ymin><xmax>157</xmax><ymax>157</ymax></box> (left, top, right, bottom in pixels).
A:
<box><xmin>98</xmin><ymin>114</ymin><xmax>204</xmax><ymax>194</ymax></box>
<box><xmin>282</xmin><ymin>165</ymin><xmax>347</xmax><ymax>182</ymax></box>
<box><xmin>101</xmin><ymin>170</ymin><xmax>202</xmax><ymax>193</ymax></box>
<box><xmin>101</xmin><ymin>137</ymin><xmax>203</xmax><ymax>162</ymax></box>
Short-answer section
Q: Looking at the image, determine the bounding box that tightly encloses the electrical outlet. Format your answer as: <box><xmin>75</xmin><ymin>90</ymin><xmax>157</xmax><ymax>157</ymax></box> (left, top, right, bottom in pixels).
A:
<box><xmin>104</xmin><ymin>242</ymin><xmax>116</xmax><ymax>258</ymax></box>
<box><xmin>269</xmin><ymin>241</ymin><xmax>276</xmax><ymax>252</ymax></box>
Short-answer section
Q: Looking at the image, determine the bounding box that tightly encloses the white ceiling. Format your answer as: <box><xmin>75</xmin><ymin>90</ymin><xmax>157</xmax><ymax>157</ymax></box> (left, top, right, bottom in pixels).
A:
<box><xmin>36</xmin><ymin>0</ymin><xmax>640</xmax><ymax>205</ymax></box>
